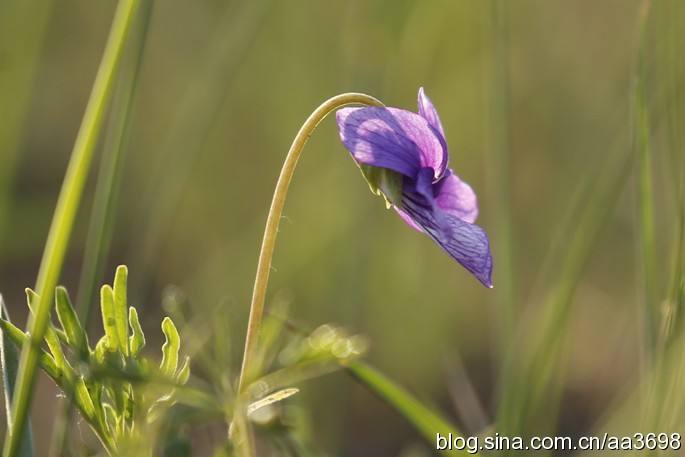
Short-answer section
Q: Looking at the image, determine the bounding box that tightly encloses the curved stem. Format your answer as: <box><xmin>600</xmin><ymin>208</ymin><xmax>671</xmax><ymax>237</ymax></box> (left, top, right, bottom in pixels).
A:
<box><xmin>237</xmin><ymin>93</ymin><xmax>384</xmax><ymax>394</ymax></box>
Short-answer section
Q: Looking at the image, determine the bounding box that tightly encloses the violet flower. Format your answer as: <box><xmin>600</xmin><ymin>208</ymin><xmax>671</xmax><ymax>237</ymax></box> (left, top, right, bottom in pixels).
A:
<box><xmin>336</xmin><ymin>88</ymin><xmax>493</xmax><ymax>287</ymax></box>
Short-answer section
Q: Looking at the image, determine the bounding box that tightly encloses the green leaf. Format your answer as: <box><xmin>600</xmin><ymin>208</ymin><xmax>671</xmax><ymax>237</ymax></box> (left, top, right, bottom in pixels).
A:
<box><xmin>0</xmin><ymin>296</ymin><xmax>37</xmax><ymax>457</ymax></box>
<box><xmin>128</xmin><ymin>306</ymin><xmax>145</xmax><ymax>356</ymax></box>
<box><xmin>73</xmin><ymin>377</ymin><xmax>97</xmax><ymax>424</ymax></box>
<box><xmin>0</xmin><ymin>314</ymin><xmax>60</xmax><ymax>381</ymax></box>
<box><xmin>26</xmin><ymin>288</ymin><xmax>66</xmax><ymax>370</ymax></box>
<box><xmin>94</xmin><ymin>336</ymin><xmax>108</xmax><ymax>365</ymax></box>
<box><xmin>160</xmin><ymin>317</ymin><xmax>180</xmax><ymax>377</ymax></box>
<box><xmin>100</xmin><ymin>285</ymin><xmax>119</xmax><ymax>352</ymax></box>
<box><xmin>247</xmin><ymin>387</ymin><xmax>299</xmax><ymax>415</ymax></box>
<box><xmin>176</xmin><ymin>356</ymin><xmax>190</xmax><ymax>384</ymax></box>
<box><xmin>347</xmin><ymin>362</ymin><xmax>468</xmax><ymax>452</ymax></box>
<box><xmin>54</xmin><ymin>286</ymin><xmax>89</xmax><ymax>361</ymax></box>
<box><xmin>113</xmin><ymin>265</ymin><xmax>129</xmax><ymax>357</ymax></box>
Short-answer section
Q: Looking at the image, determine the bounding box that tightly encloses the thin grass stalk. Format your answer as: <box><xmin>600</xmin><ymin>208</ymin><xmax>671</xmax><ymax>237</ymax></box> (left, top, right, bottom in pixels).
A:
<box><xmin>488</xmin><ymin>0</ymin><xmax>516</xmax><ymax>365</ymax></box>
<box><xmin>46</xmin><ymin>2</ymin><xmax>154</xmax><ymax>455</ymax></box>
<box><xmin>0</xmin><ymin>298</ymin><xmax>36</xmax><ymax>457</ymax></box>
<box><xmin>0</xmin><ymin>0</ymin><xmax>54</xmax><ymax>260</ymax></box>
<box><xmin>2</xmin><ymin>1</ymin><xmax>142</xmax><ymax>455</ymax></box>
<box><xmin>496</xmin><ymin>110</ymin><xmax>634</xmax><ymax>448</ymax></box>
<box><xmin>634</xmin><ymin>0</ymin><xmax>658</xmax><ymax>367</ymax></box>
<box><xmin>130</xmin><ymin>0</ymin><xmax>274</xmax><ymax>300</ymax></box>
<box><xmin>347</xmin><ymin>361</ymin><xmax>469</xmax><ymax>452</ymax></box>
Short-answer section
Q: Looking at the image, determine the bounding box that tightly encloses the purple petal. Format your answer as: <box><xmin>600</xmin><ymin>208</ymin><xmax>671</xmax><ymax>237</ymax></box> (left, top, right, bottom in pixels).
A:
<box><xmin>400</xmin><ymin>168</ymin><xmax>493</xmax><ymax>287</ymax></box>
<box><xmin>433</xmin><ymin>170</ymin><xmax>479</xmax><ymax>224</ymax></box>
<box><xmin>337</xmin><ymin>106</ymin><xmax>446</xmax><ymax>180</ymax></box>
<box><xmin>417</xmin><ymin>88</ymin><xmax>448</xmax><ymax>176</ymax></box>
<box><xmin>418</xmin><ymin>87</ymin><xmax>445</xmax><ymax>138</ymax></box>
<box><xmin>394</xmin><ymin>206</ymin><xmax>424</xmax><ymax>232</ymax></box>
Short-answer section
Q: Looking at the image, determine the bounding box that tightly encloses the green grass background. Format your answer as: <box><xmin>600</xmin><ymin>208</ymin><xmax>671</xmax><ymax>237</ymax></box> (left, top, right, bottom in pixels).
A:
<box><xmin>1</xmin><ymin>1</ymin><xmax>683</xmax><ymax>455</ymax></box>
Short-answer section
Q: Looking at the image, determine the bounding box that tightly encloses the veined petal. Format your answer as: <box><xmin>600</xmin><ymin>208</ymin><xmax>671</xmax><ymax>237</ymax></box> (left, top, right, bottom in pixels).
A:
<box><xmin>418</xmin><ymin>87</ymin><xmax>445</xmax><ymax>138</ymax></box>
<box><xmin>400</xmin><ymin>168</ymin><xmax>493</xmax><ymax>287</ymax></box>
<box><xmin>417</xmin><ymin>88</ymin><xmax>448</xmax><ymax>176</ymax></box>
<box><xmin>394</xmin><ymin>206</ymin><xmax>424</xmax><ymax>232</ymax></box>
<box><xmin>433</xmin><ymin>170</ymin><xmax>479</xmax><ymax>224</ymax></box>
<box><xmin>337</xmin><ymin>106</ymin><xmax>446</xmax><ymax>180</ymax></box>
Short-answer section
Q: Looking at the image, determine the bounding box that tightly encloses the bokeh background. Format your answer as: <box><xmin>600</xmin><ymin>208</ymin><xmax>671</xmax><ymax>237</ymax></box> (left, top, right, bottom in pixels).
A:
<box><xmin>1</xmin><ymin>1</ymin><xmax>683</xmax><ymax>455</ymax></box>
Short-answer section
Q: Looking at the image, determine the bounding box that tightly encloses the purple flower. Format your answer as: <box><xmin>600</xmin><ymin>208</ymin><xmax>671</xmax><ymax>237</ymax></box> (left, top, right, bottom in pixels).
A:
<box><xmin>336</xmin><ymin>88</ymin><xmax>493</xmax><ymax>287</ymax></box>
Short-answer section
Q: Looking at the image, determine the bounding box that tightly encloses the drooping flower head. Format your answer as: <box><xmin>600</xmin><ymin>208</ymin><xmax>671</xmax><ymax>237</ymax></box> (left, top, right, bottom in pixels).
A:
<box><xmin>336</xmin><ymin>88</ymin><xmax>493</xmax><ymax>287</ymax></box>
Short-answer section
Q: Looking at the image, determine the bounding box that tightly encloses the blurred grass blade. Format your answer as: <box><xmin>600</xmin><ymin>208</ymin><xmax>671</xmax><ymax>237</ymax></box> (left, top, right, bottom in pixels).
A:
<box><xmin>488</xmin><ymin>0</ymin><xmax>516</xmax><ymax>361</ymax></box>
<box><xmin>634</xmin><ymin>0</ymin><xmax>657</xmax><ymax>363</ymax></box>
<box><xmin>0</xmin><ymin>297</ymin><xmax>35</xmax><ymax>457</ymax></box>
<box><xmin>0</xmin><ymin>0</ymin><xmax>54</xmax><ymax>255</ymax></box>
<box><xmin>496</xmin><ymin>108</ymin><xmax>634</xmax><ymax>443</ymax></box>
<box><xmin>347</xmin><ymin>362</ymin><xmax>467</xmax><ymax>451</ymax></box>
<box><xmin>131</xmin><ymin>0</ymin><xmax>274</xmax><ymax>298</ymax></box>
<box><xmin>51</xmin><ymin>6</ymin><xmax>153</xmax><ymax>452</ymax></box>
<box><xmin>161</xmin><ymin>317</ymin><xmax>180</xmax><ymax>377</ymax></box>
<box><xmin>76</xmin><ymin>0</ymin><xmax>153</xmax><ymax>320</ymax></box>
<box><xmin>4</xmin><ymin>0</ymin><xmax>143</xmax><ymax>454</ymax></box>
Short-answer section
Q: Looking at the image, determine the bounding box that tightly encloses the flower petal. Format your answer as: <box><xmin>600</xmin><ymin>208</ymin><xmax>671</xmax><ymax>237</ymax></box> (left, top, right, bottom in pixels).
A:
<box><xmin>394</xmin><ymin>205</ymin><xmax>424</xmax><ymax>232</ymax></box>
<box><xmin>417</xmin><ymin>88</ymin><xmax>448</xmax><ymax>176</ymax></box>
<box><xmin>433</xmin><ymin>170</ymin><xmax>479</xmax><ymax>224</ymax></box>
<box><xmin>337</xmin><ymin>106</ymin><xmax>446</xmax><ymax>180</ymax></box>
<box><xmin>418</xmin><ymin>87</ymin><xmax>445</xmax><ymax>138</ymax></box>
<box><xmin>400</xmin><ymin>168</ymin><xmax>493</xmax><ymax>287</ymax></box>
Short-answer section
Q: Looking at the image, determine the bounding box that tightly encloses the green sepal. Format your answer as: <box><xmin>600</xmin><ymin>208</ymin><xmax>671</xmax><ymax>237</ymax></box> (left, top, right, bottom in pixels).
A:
<box><xmin>128</xmin><ymin>306</ymin><xmax>145</xmax><ymax>356</ymax></box>
<box><xmin>160</xmin><ymin>317</ymin><xmax>180</xmax><ymax>377</ymax></box>
<box><xmin>359</xmin><ymin>165</ymin><xmax>403</xmax><ymax>209</ymax></box>
<box><xmin>113</xmin><ymin>266</ymin><xmax>129</xmax><ymax>357</ymax></box>
<box><xmin>55</xmin><ymin>286</ymin><xmax>89</xmax><ymax>361</ymax></box>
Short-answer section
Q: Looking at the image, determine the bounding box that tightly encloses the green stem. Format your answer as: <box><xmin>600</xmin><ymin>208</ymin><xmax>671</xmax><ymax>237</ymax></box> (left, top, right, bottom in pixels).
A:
<box><xmin>489</xmin><ymin>0</ymin><xmax>515</xmax><ymax>363</ymax></box>
<box><xmin>236</xmin><ymin>93</ymin><xmax>384</xmax><ymax>395</ymax></box>
<box><xmin>3</xmin><ymin>1</ymin><xmax>141</xmax><ymax>455</ymax></box>
<box><xmin>634</xmin><ymin>0</ymin><xmax>657</xmax><ymax>366</ymax></box>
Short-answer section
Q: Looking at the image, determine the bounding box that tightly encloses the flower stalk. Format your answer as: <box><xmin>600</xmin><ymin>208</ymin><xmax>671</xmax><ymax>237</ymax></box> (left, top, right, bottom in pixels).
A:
<box><xmin>237</xmin><ymin>93</ymin><xmax>384</xmax><ymax>395</ymax></box>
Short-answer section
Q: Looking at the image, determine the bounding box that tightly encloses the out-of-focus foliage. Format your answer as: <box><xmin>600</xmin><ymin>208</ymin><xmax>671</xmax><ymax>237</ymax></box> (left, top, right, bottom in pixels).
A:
<box><xmin>1</xmin><ymin>0</ymin><xmax>684</xmax><ymax>455</ymax></box>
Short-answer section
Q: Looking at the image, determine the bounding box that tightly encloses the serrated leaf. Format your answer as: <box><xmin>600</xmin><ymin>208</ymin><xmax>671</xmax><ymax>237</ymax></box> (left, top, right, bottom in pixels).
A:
<box><xmin>74</xmin><ymin>377</ymin><xmax>97</xmax><ymax>423</ymax></box>
<box><xmin>113</xmin><ymin>266</ymin><xmax>129</xmax><ymax>357</ymax></box>
<box><xmin>160</xmin><ymin>317</ymin><xmax>180</xmax><ymax>377</ymax></box>
<box><xmin>94</xmin><ymin>336</ymin><xmax>108</xmax><ymax>365</ymax></box>
<box><xmin>26</xmin><ymin>288</ymin><xmax>66</xmax><ymax>370</ymax></box>
<box><xmin>103</xmin><ymin>403</ymin><xmax>117</xmax><ymax>434</ymax></box>
<box><xmin>100</xmin><ymin>285</ymin><xmax>119</xmax><ymax>352</ymax></box>
<box><xmin>0</xmin><ymin>296</ymin><xmax>37</xmax><ymax>457</ymax></box>
<box><xmin>176</xmin><ymin>356</ymin><xmax>190</xmax><ymax>384</ymax></box>
<box><xmin>128</xmin><ymin>306</ymin><xmax>145</xmax><ymax>356</ymax></box>
<box><xmin>0</xmin><ymin>317</ymin><xmax>60</xmax><ymax>381</ymax></box>
<box><xmin>55</xmin><ymin>287</ymin><xmax>89</xmax><ymax>360</ymax></box>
